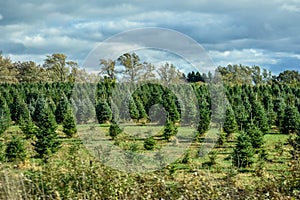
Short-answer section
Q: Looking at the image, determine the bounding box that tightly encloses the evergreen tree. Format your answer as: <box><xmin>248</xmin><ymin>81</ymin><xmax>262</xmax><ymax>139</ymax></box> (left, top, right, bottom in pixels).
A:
<box><xmin>95</xmin><ymin>99</ymin><xmax>112</xmax><ymax>124</ymax></box>
<box><xmin>0</xmin><ymin>96</ymin><xmax>11</xmax><ymax>135</ymax></box>
<box><xmin>144</xmin><ymin>136</ymin><xmax>156</xmax><ymax>150</ymax></box>
<box><xmin>10</xmin><ymin>95</ymin><xmax>30</xmax><ymax>124</ymax></box>
<box><xmin>55</xmin><ymin>94</ymin><xmax>69</xmax><ymax>124</ymax></box>
<box><xmin>33</xmin><ymin>97</ymin><xmax>61</xmax><ymax>160</ymax></box>
<box><xmin>128</xmin><ymin>98</ymin><xmax>139</xmax><ymax>121</ymax></box>
<box><xmin>223</xmin><ymin>106</ymin><xmax>238</xmax><ymax>137</ymax></box>
<box><xmin>32</xmin><ymin>97</ymin><xmax>45</xmax><ymax>122</ymax></box>
<box><xmin>281</xmin><ymin>105</ymin><xmax>300</xmax><ymax>134</ymax></box>
<box><xmin>109</xmin><ymin>121</ymin><xmax>122</xmax><ymax>139</ymax></box>
<box><xmin>163</xmin><ymin>119</ymin><xmax>178</xmax><ymax>140</ymax></box>
<box><xmin>19</xmin><ymin>114</ymin><xmax>37</xmax><ymax>140</ymax></box>
<box><xmin>232</xmin><ymin>131</ymin><xmax>255</xmax><ymax>168</ymax></box>
<box><xmin>5</xmin><ymin>135</ymin><xmax>27</xmax><ymax>162</ymax></box>
<box><xmin>197</xmin><ymin>99</ymin><xmax>210</xmax><ymax>136</ymax></box>
<box><xmin>251</xmin><ymin>100</ymin><xmax>269</xmax><ymax>134</ymax></box>
<box><xmin>62</xmin><ymin>107</ymin><xmax>77</xmax><ymax>137</ymax></box>
<box><xmin>246</xmin><ymin>123</ymin><xmax>264</xmax><ymax>152</ymax></box>
<box><xmin>135</xmin><ymin>98</ymin><xmax>148</xmax><ymax>121</ymax></box>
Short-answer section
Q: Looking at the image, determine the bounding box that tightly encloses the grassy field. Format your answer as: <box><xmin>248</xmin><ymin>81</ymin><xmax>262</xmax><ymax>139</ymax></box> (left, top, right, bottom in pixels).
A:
<box><xmin>0</xmin><ymin>124</ymin><xmax>297</xmax><ymax>199</ymax></box>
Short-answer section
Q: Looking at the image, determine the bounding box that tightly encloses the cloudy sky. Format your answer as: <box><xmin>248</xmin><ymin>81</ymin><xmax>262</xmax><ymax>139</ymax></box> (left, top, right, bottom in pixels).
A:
<box><xmin>1</xmin><ymin>0</ymin><xmax>300</xmax><ymax>74</ymax></box>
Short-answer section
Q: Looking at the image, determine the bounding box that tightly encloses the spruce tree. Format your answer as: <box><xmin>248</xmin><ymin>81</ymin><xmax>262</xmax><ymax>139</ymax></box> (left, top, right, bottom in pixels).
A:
<box><xmin>246</xmin><ymin>123</ymin><xmax>264</xmax><ymax>152</ymax></box>
<box><xmin>19</xmin><ymin>114</ymin><xmax>37</xmax><ymax>140</ymax></box>
<box><xmin>0</xmin><ymin>96</ymin><xmax>11</xmax><ymax>135</ymax></box>
<box><xmin>10</xmin><ymin>95</ymin><xmax>30</xmax><ymax>125</ymax></box>
<box><xmin>197</xmin><ymin>99</ymin><xmax>210</xmax><ymax>136</ymax></box>
<box><xmin>223</xmin><ymin>106</ymin><xmax>238</xmax><ymax>137</ymax></box>
<box><xmin>251</xmin><ymin>100</ymin><xmax>269</xmax><ymax>134</ymax></box>
<box><xmin>95</xmin><ymin>99</ymin><xmax>112</xmax><ymax>124</ymax></box>
<box><xmin>163</xmin><ymin>119</ymin><xmax>178</xmax><ymax>140</ymax></box>
<box><xmin>55</xmin><ymin>94</ymin><xmax>69</xmax><ymax>124</ymax></box>
<box><xmin>62</xmin><ymin>107</ymin><xmax>77</xmax><ymax>137</ymax></box>
<box><xmin>5</xmin><ymin>135</ymin><xmax>27</xmax><ymax>162</ymax></box>
<box><xmin>281</xmin><ymin>105</ymin><xmax>300</xmax><ymax>134</ymax></box>
<box><xmin>109</xmin><ymin>121</ymin><xmax>122</xmax><ymax>139</ymax></box>
<box><xmin>232</xmin><ymin>131</ymin><xmax>255</xmax><ymax>168</ymax></box>
<box><xmin>128</xmin><ymin>98</ymin><xmax>139</xmax><ymax>121</ymax></box>
<box><xmin>33</xmin><ymin>97</ymin><xmax>61</xmax><ymax>160</ymax></box>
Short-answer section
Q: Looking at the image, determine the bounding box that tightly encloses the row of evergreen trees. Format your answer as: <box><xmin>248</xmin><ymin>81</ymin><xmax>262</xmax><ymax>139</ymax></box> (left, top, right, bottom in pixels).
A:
<box><xmin>0</xmin><ymin>72</ymin><xmax>299</xmax><ymax>166</ymax></box>
<box><xmin>0</xmin><ymin>82</ymin><xmax>78</xmax><ymax>161</ymax></box>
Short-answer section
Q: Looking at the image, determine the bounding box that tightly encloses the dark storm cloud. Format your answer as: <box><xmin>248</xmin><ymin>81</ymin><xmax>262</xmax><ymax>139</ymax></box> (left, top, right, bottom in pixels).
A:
<box><xmin>0</xmin><ymin>0</ymin><xmax>299</xmax><ymax>73</ymax></box>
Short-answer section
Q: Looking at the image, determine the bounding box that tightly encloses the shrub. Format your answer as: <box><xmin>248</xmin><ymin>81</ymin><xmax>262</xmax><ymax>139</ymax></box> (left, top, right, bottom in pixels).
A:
<box><xmin>144</xmin><ymin>137</ymin><xmax>156</xmax><ymax>150</ymax></box>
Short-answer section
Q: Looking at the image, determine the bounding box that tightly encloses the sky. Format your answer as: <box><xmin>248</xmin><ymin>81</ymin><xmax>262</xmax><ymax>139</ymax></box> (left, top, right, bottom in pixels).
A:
<box><xmin>0</xmin><ymin>0</ymin><xmax>300</xmax><ymax>74</ymax></box>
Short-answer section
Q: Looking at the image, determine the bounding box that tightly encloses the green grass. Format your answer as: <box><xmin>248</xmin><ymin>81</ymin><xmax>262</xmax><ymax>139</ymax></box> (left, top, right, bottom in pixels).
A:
<box><xmin>0</xmin><ymin>124</ymin><xmax>297</xmax><ymax>199</ymax></box>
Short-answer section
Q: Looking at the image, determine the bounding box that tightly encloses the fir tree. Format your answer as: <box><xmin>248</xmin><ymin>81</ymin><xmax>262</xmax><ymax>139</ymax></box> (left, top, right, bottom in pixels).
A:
<box><xmin>197</xmin><ymin>99</ymin><xmax>210</xmax><ymax>136</ymax></box>
<box><xmin>55</xmin><ymin>94</ymin><xmax>69</xmax><ymax>124</ymax></box>
<box><xmin>95</xmin><ymin>99</ymin><xmax>112</xmax><ymax>124</ymax></box>
<box><xmin>251</xmin><ymin>100</ymin><xmax>269</xmax><ymax>134</ymax></box>
<box><xmin>5</xmin><ymin>135</ymin><xmax>27</xmax><ymax>162</ymax></box>
<box><xmin>232</xmin><ymin>131</ymin><xmax>255</xmax><ymax>168</ymax></box>
<box><xmin>19</xmin><ymin>114</ymin><xmax>37</xmax><ymax>140</ymax></box>
<box><xmin>163</xmin><ymin>119</ymin><xmax>178</xmax><ymax>140</ymax></box>
<box><xmin>128</xmin><ymin>98</ymin><xmax>139</xmax><ymax>121</ymax></box>
<box><xmin>281</xmin><ymin>105</ymin><xmax>300</xmax><ymax>134</ymax></box>
<box><xmin>246</xmin><ymin>123</ymin><xmax>264</xmax><ymax>152</ymax></box>
<box><xmin>0</xmin><ymin>96</ymin><xmax>11</xmax><ymax>135</ymax></box>
<box><xmin>10</xmin><ymin>95</ymin><xmax>30</xmax><ymax>125</ymax></box>
<box><xmin>63</xmin><ymin>107</ymin><xmax>77</xmax><ymax>137</ymax></box>
<box><xmin>223</xmin><ymin>106</ymin><xmax>238</xmax><ymax>137</ymax></box>
<box><xmin>33</xmin><ymin>97</ymin><xmax>61</xmax><ymax>160</ymax></box>
<box><xmin>109</xmin><ymin>121</ymin><xmax>122</xmax><ymax>139</ymax></box>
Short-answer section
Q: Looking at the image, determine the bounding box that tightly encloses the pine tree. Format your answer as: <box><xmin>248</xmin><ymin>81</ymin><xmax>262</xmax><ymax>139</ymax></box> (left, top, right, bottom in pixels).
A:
<box><xmin>19</xmin><ymin>113</ymin><xmax>37</xmax><ymax>140</ymax></box>
<box><xmin>197</xmin><ymin>99</ymin><xmax>210</xmax><ymax>136</ymax></box>
<box><xmin>5</xmin><ymin>135</ymin><xmax>27</xmax><ymax>162</ymax></box>
<box><xmin>223</xmin><ymin>106</ymin><xmax>238</xmax><ymax>137</ymax></box>
<box><xmin>55</xmin><ymin>94</ymin><xmax>69</xmax><ymax>124</ymax></box>
<box><xmin>95</xmin><ymin>99</ymin><xmax>112</xmax><ymax>124</ymax></box>
<box><xmin>10</xmin><ymin>95</ymin><xmax>30</xmax><ymax>125</ymax></box>
<box><xmin>33</xmin><ymin>97</ymin><xmax>61</xmax><ymax>160</ymax></box>
<box><xmin>109</xmin><ymin>121</ymin><xmax>122</xmax><ymax>139</ymax></box>
<box><xmin>163</xmin><ymin>119</ymin><xmax>178</xmax><ymax>140</ymax></box>
<box><xmin>128</xmin><ymin>98</ymin><xmax>139</xmax><ymax>121</ymax></box>
<box><xmin>251</xmin><ymin>100</ymin><xmax>269</xmax><ymax>134</ymax></box>
<box><xmin>144</xmin><ymin>136</ymin><xmax>156</xmax><ymax>150</ymax></box>
<box><xmin>246</xmin><ymin>123</ymin><xmax>264</xmax><ymax>152</ymax></box>
<box><xmin>281</xmin><ymin>105</ymin><xmax>300</xmax><ymax>134</ymax></box>
<box><xmin>0</xmin><ymin>96</ymin><xmax>11</xmax><ymax>135</ymax></box>
<box><xmin>232</xmin><ymin>131</ymin><xmax>255</xmax><ymax>168</ymax></box>
<box><xmin>63</xmin><ymin>107</ymin><xmax>77</xmax><ymax>137</ymax></box>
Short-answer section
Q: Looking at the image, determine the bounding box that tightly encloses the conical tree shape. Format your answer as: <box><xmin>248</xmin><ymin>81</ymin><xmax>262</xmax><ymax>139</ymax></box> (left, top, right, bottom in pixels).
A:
<box><xmin>252</xmin><ymin>100</ymin><xmax>269</xmax><ymax>134</ymax></box>
<box><xmin>232</xmin><ymin>131</ymin><xmax>255</xmax><ymax>168</ymax></box>
<box><xmin>246</xmin><ymin>123</ymin><xmax>264</xmax><ymax>152</ymax></box>
<box><xmin>281</xmin><ymin>105</ymin><xmax>300</xmax><ymax>134</ymax></box>
<box><xmin>95</xmin><ymin>99</ymin><xmax>112</xmax><ymax>124</ymax></box>
<box><xmin>163</xmin><ymin>119</ymin><xmax>178</xmax><ymax>140</ymax></box>
<box><xmin>0</xmin><ymin>96</ymin><xmax>11</xmax><ymax>135</ymax></box>
<box><xmin>63</xmin><ymin>107</ymin><xmax>77</xmax><ymax>137</ymax></box>
<box><xmin>128</xmin><ymin>98</ymin><xmax>139</xmax><ymax>121</ymax></box>
<box><xmin>55</xmin><ymin>94</ymin><xmax>69</xmax><ymax>124</ymax></box>
<box><xmin>5</xmin><ymin>135</ymin><xmax>27</xmax><ymax>162</ymax></box>
<box><xmin>223</xmin><ymin>106</ymin><xmax>238</xmax><ymax>136</ymax></box>
<box><xmin>197</xmin><ymin>99</ymin><xmax>210</xmax><ymax>136</ymax></box>
<box><xmin>10</xmin><ymin>95</ymin><xmax>30</xmax><ymax>125</ymax></box>
<box><xmin>33</xmin><ymin>97</ymin><xmax>61</xmax><ymax>160</ymax></box>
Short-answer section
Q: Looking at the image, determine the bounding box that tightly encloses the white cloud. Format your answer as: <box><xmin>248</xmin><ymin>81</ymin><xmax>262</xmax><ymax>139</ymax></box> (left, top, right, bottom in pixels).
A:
<box><xmin>281</xmin><ymin>3</ymin><xmax>300</xmax><ymax>12</ymax></box>
<box><xmin>209</xmin><ymin>49</ymin><xmax>279</xmax><ymax>67</ymax></box>
<box><xmin>0</xmin><ymin>14</ymin><xmax>3</xmax><ymax>20</ymax></box>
